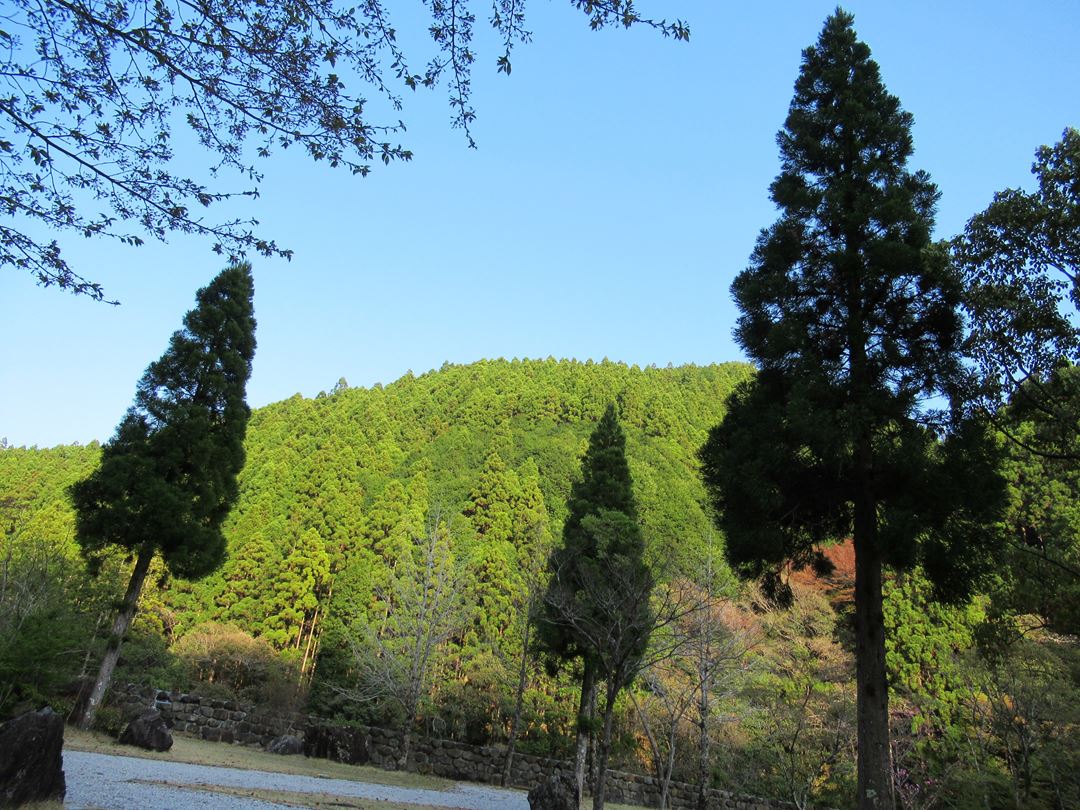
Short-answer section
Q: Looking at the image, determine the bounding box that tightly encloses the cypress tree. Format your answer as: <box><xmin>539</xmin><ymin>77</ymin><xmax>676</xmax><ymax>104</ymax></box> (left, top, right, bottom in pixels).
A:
<box><xmin>70</xmin><ymin>263</ymin><xmax>256</xmax><ymax>728</ymax></box>
<box><xmin>699</xmin><ymin>12</ymin><xmax>1003</xmax><ymax>809</ymax></box>
<box><xmin>537</xmin><ymin>404</ymin><xmax>653</xmax><ymax>807</ymax></box>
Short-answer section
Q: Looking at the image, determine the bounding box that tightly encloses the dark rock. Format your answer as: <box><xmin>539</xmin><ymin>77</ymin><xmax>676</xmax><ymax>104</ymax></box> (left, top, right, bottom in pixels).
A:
<box><xmin>201</xmin><ymin>727</ymin><xmax>221</xmax><ymax>743</ymax></box>
<box><xmin>0</xmin><ymin>706</ymin><xmax>66</xmax><ymax>806</ymax></box>
<box><xmin>266</xmin><ymin>734</ymin><xmax>304</xmax><ymax>755</ymax></box>
<box><xmin>528</xmin><ymin>772</ymin><xmax>578</xmax><ymax>810</ymax></box>
<box><xmin>118</xmin><ymin>708</ymin><xmax>173</xmax><ymax>752</ymax></box>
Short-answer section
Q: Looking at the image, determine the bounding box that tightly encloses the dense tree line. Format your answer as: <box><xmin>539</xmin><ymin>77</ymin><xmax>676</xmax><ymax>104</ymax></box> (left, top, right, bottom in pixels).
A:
<box><xmin>0</xmin><ymin>359</ymin><xmax>746</xmax><ymax>719</ymax></box>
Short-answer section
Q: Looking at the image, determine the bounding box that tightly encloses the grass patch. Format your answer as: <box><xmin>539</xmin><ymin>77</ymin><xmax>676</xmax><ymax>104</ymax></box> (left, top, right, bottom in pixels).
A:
<box><xmin>133</xmin><ymin>780</ymin><xmax>450</xmax><ymax>809</ymax></box>
<box><xmin>63</xmin><ymin>727</ymin><xmax>453</xmax><ymax>791</ymax></box>
<box><xmin>136</xmin><ymin>779</ymin><xmax>647</xmax><ymax>810</ymax></box>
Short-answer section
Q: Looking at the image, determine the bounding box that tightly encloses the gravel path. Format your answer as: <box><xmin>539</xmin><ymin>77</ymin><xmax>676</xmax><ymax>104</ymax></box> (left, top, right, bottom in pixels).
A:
<box><xmin>64</xmin><ymin>750</ymin><xmax>530</xmax><ymax>810</ymax></box>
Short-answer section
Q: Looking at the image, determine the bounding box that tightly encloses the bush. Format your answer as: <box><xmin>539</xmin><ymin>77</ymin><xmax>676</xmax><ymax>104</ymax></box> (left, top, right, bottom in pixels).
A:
<box><xmin>91</xmin><ymin>705</ymin><xmax>127</xmax><ymax>738</ymax></box>
<box><xmin>172</xmin><ymin>622</ymin><xmax>301</xmax><ymax>708</ymax></box>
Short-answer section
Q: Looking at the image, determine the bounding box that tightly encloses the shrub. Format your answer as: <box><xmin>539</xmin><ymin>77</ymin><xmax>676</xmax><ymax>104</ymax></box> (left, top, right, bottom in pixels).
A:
<box><xmin>172</xmin><ymin>622</ymin><xmax>301</xmax><ymax>708</ymax></box>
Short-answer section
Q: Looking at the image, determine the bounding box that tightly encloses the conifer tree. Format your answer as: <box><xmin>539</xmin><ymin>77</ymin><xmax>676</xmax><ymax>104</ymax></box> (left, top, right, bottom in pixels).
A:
<box><xmin>463</xmin><ymin>450</ymin><xmax>526</xmax><ymax>646</ymax></box>
<box><xmin>699</xmin><ymin>12</ymin><xmax>1003</xmax><ymax>809</ymax></box>
<box><xmin>70</xmin><ymin>263</ymin><xmax>256</xmax><ymax>728</ymax></box>
<box><xmin>214</xmin><ymin>531</ymin><xmax>284</xmax><ymax>634</ymax></box>
<box><xmin>538</xmin><ymin>404</ymin><xmax>653</xmax><ymax>807</ymax></box>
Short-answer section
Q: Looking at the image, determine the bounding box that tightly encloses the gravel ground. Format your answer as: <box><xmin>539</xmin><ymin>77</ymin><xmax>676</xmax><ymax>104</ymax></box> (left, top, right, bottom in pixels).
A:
<box><xmin>64</xmin><ymin>750</ymin><xmax>530</xmax><ymax>810</ymax></box>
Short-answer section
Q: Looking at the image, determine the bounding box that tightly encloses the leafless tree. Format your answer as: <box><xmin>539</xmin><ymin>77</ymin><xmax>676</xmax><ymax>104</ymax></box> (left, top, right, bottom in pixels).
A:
<box><xmin>630</xmin><ymin>560</ymin><xmax>758</xmax><ymax>809</ymax></box>
<box><xmin>340</xmin><ymin>508</ymin><xmax>467</xmax><ymax>767</ymax></box>
<box><xmin>501</xmin><ymin>567</ymin><xmax>547</xmax><ymax>784</ymax></box>
<box><xmin>1</xmin><ymin>0</ymin><xmax>688</xmax><ymax>301</ymax></box>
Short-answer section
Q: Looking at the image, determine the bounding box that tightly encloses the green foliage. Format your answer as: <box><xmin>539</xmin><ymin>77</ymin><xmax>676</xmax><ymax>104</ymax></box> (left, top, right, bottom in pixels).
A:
<box><xmin>884</xmin><ymin>570</ymin><xmax>983</xmax><ymax>727</ymax></box>
<box><xmin>64</xmin><ymin>263</ymin><xmax>256</xmax><ymax>728</ymax></box>
<box><xmin>2</xmin><ymin>358</ymin><xmax>750</xmax><ymax>760</ymax></box>
<box><xmin>3</xmin><ymin>354</ymin><xmax>1079</xmax><ymax>809</ymax></box>
<box><xmin>0</xmin><ymin>444</ymin><xmax>114</xmax><ymax>717</ymax></box>
<box><xmin>700</xmin><ymin>12</ymin><xmax>1008</xmax><ymax>805</ymax></box>
<box><xmin>172</xmin><ymin>622</ymin><xmax>301</xmax><ymax>707</ymax></box>
<box><xmin>955</xmin><ymin>129</ymin><xmax>1080</xmax><ymax>457</ymax></box>
<box><xmin>70</xmin><ymin>263</ymin><xmax>257</xmax><ymax>579</ymax></box>
<box><xmin>984</xmin><ymin>383</ymin><xmax>1080</xmax><ymax>638</ymax></box>
<box><xmin>537</xmin><ymin>405</ymin><xmax>651</xmax><ymax>671</ymax></box>
<box><xmin>537</xmin><ymin>404</ymin><xmax>656</xmax><ymax>807</ymax></box>
<box><xmin>700</xmin><ymin>9</ymin><xmax>1003</xmax><ymax>601</ymax></box>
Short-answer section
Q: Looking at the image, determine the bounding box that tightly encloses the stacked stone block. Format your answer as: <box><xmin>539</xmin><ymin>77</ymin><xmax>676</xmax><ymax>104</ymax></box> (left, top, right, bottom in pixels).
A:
<box><xmin>109</xmin><ymin>685</ymin><xmax>302</xmax><ymax>747</ymax></box>
<box><xmin>109</xmin><ymin>684</ymin><xmax>792</xmax><ymax>810</ymax></box>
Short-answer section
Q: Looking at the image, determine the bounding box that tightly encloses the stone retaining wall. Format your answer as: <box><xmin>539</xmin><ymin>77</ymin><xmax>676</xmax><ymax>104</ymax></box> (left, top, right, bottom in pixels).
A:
<box><xmin>110</xmin><ymin>685</ymin><xmax>791</xmax><ymax>810</ymax></box>
<box><xmin>109</xmin><ymin>684</ymin><xmax>303</xmax><ymax>747</ymax></box>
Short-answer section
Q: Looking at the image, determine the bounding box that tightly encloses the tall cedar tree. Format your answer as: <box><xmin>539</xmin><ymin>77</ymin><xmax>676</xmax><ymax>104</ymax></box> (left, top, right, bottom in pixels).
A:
<box><xmin>536</xmin><ymin>404</ymin><xmax>653</xmax><ymax>807</ymax></box>
<box><xmin>70</xmin><ymin>263</ymin><xmax>256</xmax><ymax>728</ymax></box>
<box><xmin>699</xmin><ymin>12</ymin><xmax>1004</xmax><ymax>809</ymax></box>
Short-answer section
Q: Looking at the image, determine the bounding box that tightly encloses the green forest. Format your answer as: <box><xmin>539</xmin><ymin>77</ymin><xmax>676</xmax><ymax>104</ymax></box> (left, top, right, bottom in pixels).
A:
<box><xmin>2</xmin><ymin>357</ymin><xmax>1078</xmax><ymax>809</ymax></box>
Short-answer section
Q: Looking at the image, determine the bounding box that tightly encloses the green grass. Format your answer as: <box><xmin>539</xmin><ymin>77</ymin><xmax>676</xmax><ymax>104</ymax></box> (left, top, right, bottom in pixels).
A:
<box><xmin>132</xmin><ymin>780</ymin><xmax>449</xmax><ymax>809</ymax></box>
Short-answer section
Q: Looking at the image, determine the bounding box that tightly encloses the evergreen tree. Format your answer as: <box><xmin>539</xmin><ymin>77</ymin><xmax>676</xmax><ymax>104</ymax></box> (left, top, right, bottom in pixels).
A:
<box><xmin>214</xmin><ymin>531</ymin><xmax>284</xmax><ymax>635</ymax></box>
<box><xmin>537</xmin><ymin>404</ymin><xmax>654</xmax><ymax>807</ymax></box>
<box><xmin>462</xmin><ymin>450</ymin><xmax>525</xmax><ymax>646</ymax></box>
<box><xmin>698</xmin><ymin>13</ymin><xmax>1003</xmax><ymax>809</ymax></box>
<box><xmin>69</xmin><ymin>263</ymin><xmax>256</xmax><ymax>728</ymax></box>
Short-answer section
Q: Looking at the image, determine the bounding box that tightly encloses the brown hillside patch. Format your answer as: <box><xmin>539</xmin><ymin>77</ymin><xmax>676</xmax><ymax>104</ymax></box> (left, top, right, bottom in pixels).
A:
<box><xmin>788</xmin><ymin>540</ymin><xmax>855</xmax><ymax>610</ymax></box>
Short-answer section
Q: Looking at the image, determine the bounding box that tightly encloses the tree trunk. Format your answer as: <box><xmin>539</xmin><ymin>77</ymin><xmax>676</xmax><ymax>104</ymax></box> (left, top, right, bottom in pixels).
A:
<box><xmin>660</xmin><ymin>725</ymin><xmax>677</xmax><ymax>810</ymax></box>
<box><xmin>846</xmin><ymin>242</ymin><xmax>893</xmax><ymax>810</ymax></box>
<box><xmin>629</xmin><ymin>692</ymin><xmax>664</xmax><ymax>807</ymax></box>
<box><xmin>303</xmin><ymin>583</ymin><xmax>332</xmax><ymax>684</ymax></box>
<box><xmin>696</xmin><ymin>654</ymin><xmax>712</xmax><ymax>810</ymax></box>
<box><xmin>399</xmin><ymin>683</ymin><xmax>419</xmax><ymax>770</ymax></box>
<box><xmin>592</xmin><ymin>680</ymin><xmax>618</xmax><ymax>810</ymax></box>
<box><xmin>502</xmin><ymin>620</ymin><xmax>531</xmax><ymax>786</ymax></box>
<box><xmin>300</xmin><ymin>601</ymin><xmax>321</xmax><ymax>680</ymax></box>
<box><xmin>853</xmin><ymin>474</ymin><xmax>893</xmax><ymax>809</ymax></box>
<box><xmin>399</xmin><ymin>725</ymin><xmax>412</xmax><ymax>770</ymax></box>
<box><xmin>575</xmin><ymin>660</ymin><xmax>597</xmax><ymax>803</ymax></box>
<box><xmin>77</xmin><ymin>540</ymin><xmax>155</xmax><ymax>730</ymax></box>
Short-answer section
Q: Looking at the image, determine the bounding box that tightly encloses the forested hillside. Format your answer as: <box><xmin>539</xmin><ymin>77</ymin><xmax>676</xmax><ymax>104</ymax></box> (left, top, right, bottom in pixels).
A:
<box><xmin>3</xmin><ymin>357</ymin><xmax>1078</xmax><ymax>809</ymax></box>
<box><xmin>1</xmin><ymin>358</ymin><xmax>751</xmax><ymax>718</ymax></box>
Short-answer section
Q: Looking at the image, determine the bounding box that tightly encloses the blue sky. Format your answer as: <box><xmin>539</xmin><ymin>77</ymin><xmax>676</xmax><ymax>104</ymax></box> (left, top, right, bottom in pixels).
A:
<box><xmin>2</xmin><ymin>1</ymin><xmax>1078</xmax><ymax>447</ymax></box>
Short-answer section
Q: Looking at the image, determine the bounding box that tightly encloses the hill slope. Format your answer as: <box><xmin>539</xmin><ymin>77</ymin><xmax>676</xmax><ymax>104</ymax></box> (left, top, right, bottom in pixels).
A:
<box><xmin>1</xmin><ymin>358</ymin><xmax>753</xmax><ymax>713</ymax></box>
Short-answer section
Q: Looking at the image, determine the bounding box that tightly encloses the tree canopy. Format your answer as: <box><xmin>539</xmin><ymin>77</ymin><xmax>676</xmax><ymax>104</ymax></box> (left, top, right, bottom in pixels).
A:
<box><xmin>955</xmin><ymin>128</ymin><xmax>1080</xmax><ymax>459</ymax></box>
<box><xmin>0</xmin><ymin>0</ymin><xmax>688</xmax><ymax>301</ymax></box>
<box><xmin>71</xmin><ymin>263</ymin><xmax>256</xmax><ymax>577</ymax></box>
<box><xmin>1</xmin><ymin>355</ymin><xmax>1077</xmax><ymax>807</ymax></box>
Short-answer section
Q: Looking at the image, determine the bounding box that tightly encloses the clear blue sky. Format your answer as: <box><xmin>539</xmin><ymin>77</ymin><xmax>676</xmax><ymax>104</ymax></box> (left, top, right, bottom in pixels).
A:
<box><xmin>2</xmin><ymin>1</ymin><xmax>1078</xmax><ymax>448</ymax></box>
